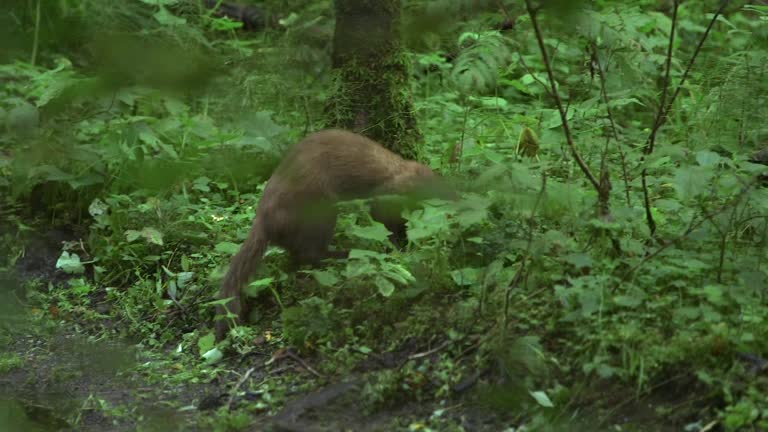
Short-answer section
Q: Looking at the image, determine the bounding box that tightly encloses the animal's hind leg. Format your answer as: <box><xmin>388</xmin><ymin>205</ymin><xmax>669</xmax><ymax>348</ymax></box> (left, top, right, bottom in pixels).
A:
<box><xmin>285</xmin><ymin>212</ymin><xmax>341</xmax><ymax>268</ymax></box>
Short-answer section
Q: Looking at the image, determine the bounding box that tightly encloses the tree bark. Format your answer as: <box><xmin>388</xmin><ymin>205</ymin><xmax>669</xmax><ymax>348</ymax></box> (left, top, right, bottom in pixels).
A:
<box><xmin>326</xmin><ymin>0</ymin><xmax>421</xmax><ymax>159</ymax></box>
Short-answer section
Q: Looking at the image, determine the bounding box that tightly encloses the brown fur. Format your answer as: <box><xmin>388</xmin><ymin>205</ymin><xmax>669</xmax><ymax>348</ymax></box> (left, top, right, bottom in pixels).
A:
<box><xmin>215</xmin><ymin>129</ymin><xmax>454</xmax><ymax>340</ymax></box>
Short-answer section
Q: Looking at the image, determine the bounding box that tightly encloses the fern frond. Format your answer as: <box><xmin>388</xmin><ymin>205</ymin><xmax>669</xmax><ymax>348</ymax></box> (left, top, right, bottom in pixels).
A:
<box><xmin>450</xmin><ymin>31</ymin><xmax>513</xmax><ymax>94</ymax></box>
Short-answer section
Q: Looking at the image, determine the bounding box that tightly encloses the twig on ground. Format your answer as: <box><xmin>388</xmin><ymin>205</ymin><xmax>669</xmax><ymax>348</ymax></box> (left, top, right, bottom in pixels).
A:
<box><xmin>267</xmin><ymin>348</ymin><xmax>323</xmax><ymax>378</ymax></box>
<box><xmin>226</xmin><ymin>366</ymin><xmax>255</xmax><ymax>411</ymax></box>
<box><xmin>408</xmin><ymin>339</ymin><xmax>454</xmax><ymax>360</ymax></box>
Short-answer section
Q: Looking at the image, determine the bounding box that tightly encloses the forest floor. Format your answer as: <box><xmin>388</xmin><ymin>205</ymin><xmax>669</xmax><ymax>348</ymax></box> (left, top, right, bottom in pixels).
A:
<box><xmin>0</xmin><ymin>228</ymin><xmax>692</xmax><ymax>431</ymax></box>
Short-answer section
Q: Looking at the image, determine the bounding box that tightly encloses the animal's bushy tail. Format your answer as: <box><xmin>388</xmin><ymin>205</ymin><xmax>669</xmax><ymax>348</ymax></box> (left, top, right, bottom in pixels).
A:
<box><xmin>215</xmin><ymin>218</ymin><xmax>268</xmax><ymax>340</ymax></box>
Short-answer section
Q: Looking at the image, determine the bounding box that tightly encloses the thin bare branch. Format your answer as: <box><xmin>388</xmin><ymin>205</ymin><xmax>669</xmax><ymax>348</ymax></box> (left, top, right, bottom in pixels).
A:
<box><xmin>524</xmin><ymin>0</ymin><xmax>601</xmax><ymax>192</ymax></box>
<box><xmin>646</xmin><ymin>0</ymin><xmax>679</xmax><ymax>155</ymax></box>
<box><xmin>651</xmin><ymin>0</ymin><xmax>732</xmax><ymax>144</ymax></box>
<box><xmin>641</xmin><ymin>0</ymin><xmax>730</xmax><ymax>236</ymax></box>
<box><xmin>641</xmin><ymin>0</ymin><xmax>679</xmax><ymax>236</ymax></box>
<box><xmin>590</xmin><ymin>43</ymin><xmax>632</xmax><ymax>206</ymax></box>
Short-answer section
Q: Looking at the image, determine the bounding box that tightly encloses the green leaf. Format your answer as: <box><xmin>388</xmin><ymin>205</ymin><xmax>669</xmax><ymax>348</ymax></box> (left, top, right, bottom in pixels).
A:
<box><xmin>244</xmin><ymin>277</ymin><xmax>274</xmax><ymax>297</ymax></box>
<box><xmin>406</xmin><ymin>206</ymin><xmax>450</xmax><ymax>241</ymax></box>
<box><xmin>454</xmin><ymin>195</ymin><xmax>491</xmax><ymax>227</ymax></box>
<box><xmin>695</xmin><ymin>150</ymin><xmax>722</xmax><ymax>167</ymax></box>
<box><xmin>468</xmin><ymin>96</ymin><xmax>509</xmax><ymax>109</ymax></box>
<box><xmin>69</xmin><ymin>279</ymin><xmax>93</xmax><ymax>296</ymax></box>
<box><xmin>578</xmin><ymin>289</ymin><xmax>601</xmax><ymax>317</ymax></box>
<box><xmin>672</xmin><ymin>166</ymin><xmax>711</xmax><ymax>201</ymax></box>
<box><xmin>613</xmin><ymin>291</ymin><xmax>644</xmax><ymax>308</ymax></box>
<box><xmin>350</xmin><ymin>223</ymin><xmax>391</xmax><ymax>242</ymax></box>
<box><xmin>209</xmin><ymin>16</ymin><xmax>244</xmax><ymax>31</ymax></box>
<box><xmin>28</xmin><ymin>165</ymin><xmax>73</xmax><ymax>182</ymax></box>
<box><xmin>701</xmin><ymin>285</ymin><xmax>726</xmax><ymax>306</ymax></box>
<box><xmin>215</xmin><ymin>242</ymin><xmax>241</xmax><ymax>255</ymax></box>
<box><xmin>125</xmin><ymin>230</ymin><xmax>141</xmax><ymax>242</ymax></box>
<box><xmin>139</xmin><ymin>0</ymin><xmax>178</xmax><ymax>5</ymax></box>
<box><xmin>310</xmin><ymin>270</ymin><xmax>339</xmax><ymax>287</ymax></box>
<box><xmin>529</xmin><ymin>390</ymin><xmax>554</xmax><ymax>408</ymax></box>
<box><xmin>374</xmin><ymin>276</ymin><xmax>395</xmax><ymax>297</ymax></box>
<box><xmin>193</xmin><ymin>176</ymin><xmax>211</xmax><ymax>192</ymax></box>
<box><xmin>141</xmin><ymin>227</ymin><xmax>164</xmax><ymax>245</ymax></box>
<box><xmin>201</xmin><ymin>347</ymin><xmax>223</xmax><ymax>365</ymax></box>
<box><xmin>349</xmin><ymin>249</ymin><xmax>383</xmax><ymax>260</ymax></box>
<box><xmin>239</xmin><ymin>111</ymin><xmax>285</xmax><ymax>139</ymax></box>
<box><xmin>88</xmin><ymin>198</ymin><xmax>109</xmax><ymax>217</ymax></box>
<box><xmin>384</xmin><ymin>265</ymin><xmax>415</xmax><ymax>285</ymax></box>
<box><xmin>346</xmin><ymin>260</ymin><xmax>376</xmax><ymax>278</ymax></box>
<box><xmin>198</xmin><ymin>333</ymin><xmax>215</xmax><ymax>355</ymax></box>
<box><xmin>177</xmin><ymin>272</ymin><xmax>194</xmax><ymax>289</ymax></box>
<box><xmin>564</xmin><ymin>253</ymin><xmax>593</xmax><ymax>270</ymax></box>
<box><xmin>674</xmin><ymin>306</ymin><xmax>700</xmax><ymax>321</ymax></box>
<box><xmin>154</xmin><ymin>6</ymin><xmax>187</xmax><ymax>26</ymax></box>
<box><xmin>167</xmin><ymin>280</ymin><xmax>177</xmax><ymax>299</ymax></box>
<box><xmin>451</xmin><ymin>267</ymin><xmax>482</xmax><ymax>287</ymax></box>
<box><xmin>56</xmin><ymin>251</ymin><xmax>85</xmax><ymax>275</ymax></box>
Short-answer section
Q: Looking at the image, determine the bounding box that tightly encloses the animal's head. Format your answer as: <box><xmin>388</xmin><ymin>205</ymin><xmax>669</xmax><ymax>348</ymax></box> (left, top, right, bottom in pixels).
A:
<box><xmin>406</xmin><ymin>161</ymin><xmax>458</xmax><ymax>202</ymax></box>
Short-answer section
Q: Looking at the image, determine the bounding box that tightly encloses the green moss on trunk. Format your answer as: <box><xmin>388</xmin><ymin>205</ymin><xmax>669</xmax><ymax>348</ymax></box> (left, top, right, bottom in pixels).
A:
<box><xmin>326</xmin><ymin>0</ymin><xmax>421</xmax><ymax>160</ymax></box>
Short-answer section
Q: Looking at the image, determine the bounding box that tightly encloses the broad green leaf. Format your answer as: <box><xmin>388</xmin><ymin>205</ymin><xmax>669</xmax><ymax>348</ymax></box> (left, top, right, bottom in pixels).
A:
<box><xmin>386</xmin><ymin>265</ymin><xmax>415</xmax><ymax>285</ymax></box>
<box><xmin>239</xmin><ymin>111</ymin><xmax>285</xmax><ymax>138</ymax></box>
<box><xmin>350</xmin><ymin>223</ymin><xmax>391</xmax><ymax>242</ymax></box>
<box><xmin>70</xmin><ymin>279</ymin><xmax>93</xmax><ymax>296</ymax></box>
<box><xmin>215</xmin><ymin>242</ymin><xmax>241</xmax><ymax>255</ymax></box>
<box><xmin>201</xmin><ymin>347</ymin><xmax>223</xmax><ymax>364</ymax></box>
<box><xmin>346</xmin><ymin>260</ymin><xmax>376</xmax><ymax>278</ymax></box>
<box><xmin>375</xmin><ymin>276</ymin><xmax>395</xmax><ymax>297</ymax></box>
<box><xmin>141</xmin><ymin>227</ymin><xmax>164</xmax><ymax>245</ymax></box>
<box><xmin>209</xmin><ymin>16</ymin><xmax>244</xmax><ymax>31</ymax></box>
<box><xmin>311</xmin><ymin>270</ymin><xmax>339</xmax><ymax>287</ymax></box>
<box><xmin>139</xmin><ymin>0</ymin><xmax>178</xmax><ymax>5</ymax></box>
<box><xmin>701</xmin><ymin>285</ymin><xmax>726</xmax><ymax>306</ymax></box>
<box><xmin>454</xmin><ymin>195</ymin><xmax>491</xmax><ymax>227</ymax></box>
<box><xmin>406</xmin><ymin>207</ymin><xmax>450</xmax><ymax>241</ymax></box>
<box><xmin>469</xmin><ymin>96</ymin><xmax>509</xmax><ymax>109</ymax></box>
<box><xmin>672</xmin><ymin>166</ymin><xmax>711</xmax><ymax>201</ymax></box>
<box><xmin>695</xmin><ymin>150</ymin><xmax>722</xmax><ymax>167</ymax></box>
<box><xmin>29</xmin><ymin>165</ymin><xmax>73</xmax><ymax>182</ymax></box>
<box><xmin>578</xmin><ymin>289</ymin><xmax>601</xmax><ymax>317</ymax></box>
<box><xmin>529</xmin><ymin>390</ymin><xmax>554</xmax><ymax>408</ymax></box>
<box><xmin>564</xmin><ymin>253</ymin><xmax>593</xmax><ymax>270</ymax></box>
<box><xmin>125</xmin><ymin>230</ymin><xmax>141</xmax><ymax>242</ymax></box>
<box><xmin>451</xmin><ymin>267</ymin><xmax>482</xmax><ymax>287</ymax></box>
<box><xmin>244</xmin><ymin>277</ymin><xmax>274</xmax><ymax>297</ymax></box>
<box><xmin>167</xmin><ymin>280</ymin><xmax>177</xmax><ymax>299</ymax></box>
<box><xmin>154</xmin><ymin>6</ymin><xmax>187</xmax><ymax>26</ymax></box>
<box><xmin>88</xmin><ymin>198</ymin><xmax>108</xmax><ymax>217</ymax></box>
<box><xmin>198</xmin><ymin>333</ymin><xmax>215</xmax><ymax>355</ymax></box>
<box><xmin>349</xmin><ymin>249</ymin><xmax>382</xmax><ymax>260</ymax></box>
<box><xmin>193</xmin><ymin>177</ymin><xmax>211</xmax><ymax>192</ymax></box>
<box><xmin>700</xmin><ymin>305</ymin><xmax>722</xmax><ymax>322</ymax></box>
<box><xmin>56</xmin><ymin>251</ymin><xmax>85</xmax><ymax>275</ymax></box>
<box><xmin>613</xmin><ymin>292</ymin><xmax>644</xmax><ymax>308</ymax></box>
<box><xmin>177</xmin><ymin>272</ymin><xmax>194</xmax><ymax>289</ymax></box>
<box><xmin>674</xmin><ymin>306</ymin><xmax>700</xmax><ymax>321</ymax></box>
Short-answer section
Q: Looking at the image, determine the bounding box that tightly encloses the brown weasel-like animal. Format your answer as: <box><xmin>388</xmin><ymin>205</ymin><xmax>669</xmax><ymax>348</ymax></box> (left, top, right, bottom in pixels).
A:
<box><xmin>215</xmin><ymin>129</ymin><xmax>455</xmax><ymax>340</ymax></box>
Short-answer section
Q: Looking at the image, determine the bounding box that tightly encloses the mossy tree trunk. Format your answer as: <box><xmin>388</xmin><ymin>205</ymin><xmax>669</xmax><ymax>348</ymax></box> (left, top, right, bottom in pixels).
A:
<box><xmin>326</xmin><ymin>0</ymin><xmax>421</xmax><ymax>159</ymax></box>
